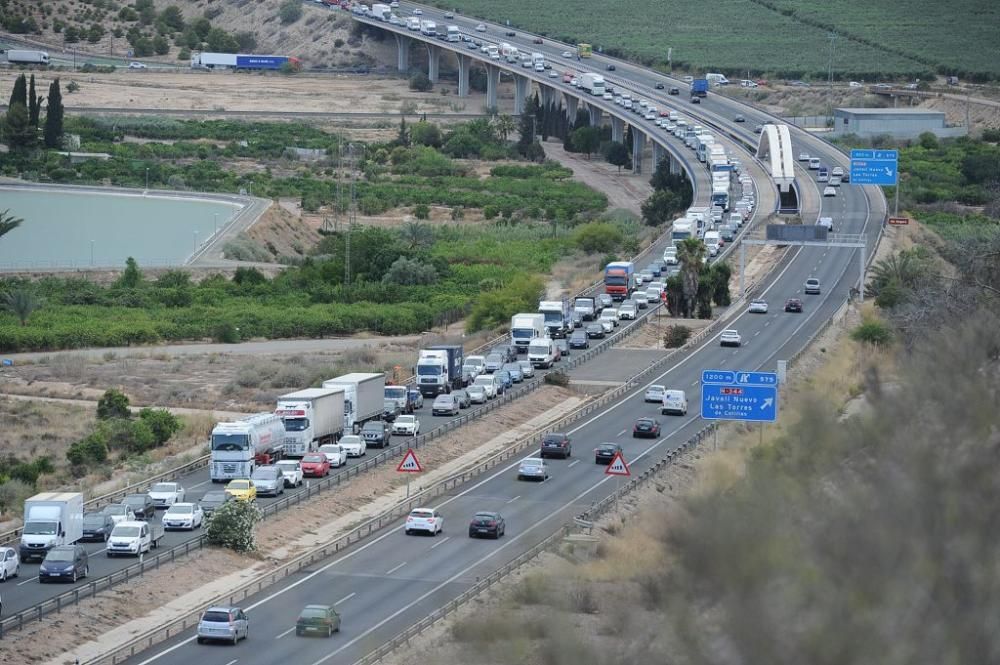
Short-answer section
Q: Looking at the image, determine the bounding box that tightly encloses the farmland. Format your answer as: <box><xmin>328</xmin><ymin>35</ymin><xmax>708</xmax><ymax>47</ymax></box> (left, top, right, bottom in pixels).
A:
<box><xmin>431</xmin><ymin>0</ymin><xmax>997</xmax><ymax>80</ymax></box>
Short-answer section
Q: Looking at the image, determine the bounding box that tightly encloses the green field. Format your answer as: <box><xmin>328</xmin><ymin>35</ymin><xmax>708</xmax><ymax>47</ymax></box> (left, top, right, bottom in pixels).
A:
<box><xmin>432</xmin><ymin>0</ymin><xmax>997</xmax><ymax>80</ymax></box>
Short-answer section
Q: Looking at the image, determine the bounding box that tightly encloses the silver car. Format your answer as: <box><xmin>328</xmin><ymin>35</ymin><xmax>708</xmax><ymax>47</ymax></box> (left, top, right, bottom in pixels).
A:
<box><xmin>517</xmin><ymin>360</ymin><xmax>535</xmax><ymax>378</ymax></box>
<box><xmin>432</xmin><ymin>394</ymin><xmax>460</xmax><ymax>416</ymax></box>
<box><xmin>250</xmin><ymin>465</ymin><xmax>284</xmax><ymax>497</ymax></box>
<box><xmin>517</xmin><ymin>457</ymin><xmax>549</xmax><ymax>481</ymax></box>
<box><xmin>197</xmin><ymin>606</ymin><xmax>249</xmax><ymax>645</ymax></box>
<box><xmin>466</xmin><ymin>385</ymin><xmax>488</xmax><ymax>404</ymax></box>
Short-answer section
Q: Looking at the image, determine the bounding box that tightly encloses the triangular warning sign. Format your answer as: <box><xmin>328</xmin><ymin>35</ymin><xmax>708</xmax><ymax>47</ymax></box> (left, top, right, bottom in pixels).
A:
<box><xmin>604</xmin><ymin>451</ymin><xmax>631</xmax><ymax>477</ymax></box>
<box><xmin>396</xmin><ymin>448</ymin><xmax>423</xmax><ymax>473</ymax></box>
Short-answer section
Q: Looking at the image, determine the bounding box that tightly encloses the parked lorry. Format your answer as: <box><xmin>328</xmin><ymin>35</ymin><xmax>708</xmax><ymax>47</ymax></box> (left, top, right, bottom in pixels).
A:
<box><xmin>384</xmin><ymin>385</ymin><xmax>420</xmax><ymax>414</ymax></box>
<box><xmin>415</xmin><ymin>345</ymin><xmax>464</xmax><ymax>396</ymax></box>
<box><xmin>419</xmin><ymin>19</ymin><xmax>437</xmax><ymax>36</ymax></box>
<box><xmin>446</xmin><ymin>25</ymin><xmax>461</xmax><ymax>42</ymax></box>
<box><xmin>210</xmin><ymin>413</ymin><xmax>285</xmax><ymax>482</ymax></box>
<box><xmin>537</xmin><ymin>300</ymin><xmax>572</xmax><ymax>338</ymax></box>
<box><xmin>603</xmin><ymin>262</ymin><xmax>635</xmax><ymax>301</ymax></box>
<box><xmin>691</xmin><ymin>79</ymin><xmax>709</xmax><ymax>97</ymax></box>
<box><xmin>191</xmin><ymin>52</ymin><xmax>300</xmax><ymax>70</ymax></box>
<box><xmin>19</xmin><ymin>492</ymin><xmax>84</xmax><ymax>562</ymax></box>
<box><xmin>274</xmin><ymin>387</ymin><xmax>345</xmax><ymax>457</ymax></box>
<box><xmin>370</xmin><ymin>3</ymin><xmax>391</xmax><ymax>20</ymax></box>
<box><xmin>578</xmin><ymin>73</ymin><xmax>606</xmax><ymax>96</ymax></box>
<box><xmin>511</xmin><ymin>313</ymin><xmax>546</xmax><ymax>351</ymax></box>
<box><xmin>5</xmin><ymin>49</ymin><xmax>50</xmax><ymax>65</ymax></box>
<box><xmin>573</xmin><ymin>296</ymin><xmax>597</xmax><ymax>321</ymax></box>
<box><xmin>322</xmin><ymin>373</ymin><xmax>385</xmax><ymax>432</ymax></box>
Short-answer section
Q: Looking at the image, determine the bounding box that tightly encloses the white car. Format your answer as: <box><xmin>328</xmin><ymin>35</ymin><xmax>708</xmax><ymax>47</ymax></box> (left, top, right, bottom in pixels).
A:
<box><xmin>148</xmin><ymin>482</ymin><xmax>185</xmax><ymax>509</ymax></box>
<box><xmin>831</xmin><ymin>166</ymin><xmax>844</xmax><ymax>178</ymax></box>
<box><xmin>619</xmin><ymin>304</ymin><xmax>637</xmax><ymax>320</ymax></box>
<box><xmin>405</xmin><ymin>508</ymin><xmax>443</xmax><ymax>536</ymax></box>
<box><xmin>548</xmin><ymin>69</ymin><xmax>559</xmax><ymax>78</ymax></box>
<box><xmin>823</xmin><ymin>186</ymin><xmax>837</xmax><ymax>197</ymax></box>
<box><xmin>0</xmin><ymin>546</ymin><xmax>19</xmax><ymax>581</ymax></box>
<box><xmin>570</xmin><ymin>78</ymin><xmax>579</xmax><ymax>87</ymax></box>
<box><xmin>645</xmin><ymin>289</ymin><xmax>660</xmax><ymax>304</ymax></box>
<box><xmin>748</xmin><ymin>299</ymin><xmax>769</xmax><ymax>314</ymax></box>
<box><xmin>473</xmin><ymin>375</ymin><xmax>497</xmax><ymax>399</ymax></box>
<box><xmin>467</xmin><ymin>385</ymin><xmax>488</xmax><ymax>404</ymax></box>
<box><xmin>319</xmin><ymin>444</ymin><xmax>347</xmax><ymax>467</ymax></box>
<box><xmin>818</xmin><ymin>216</ymin><xmax>834</xmax><ymax>231</ymax></box>
<box><xmin>599</xmin><ymin>309</ymin><xmax>619</xmax><ymax>327</ymax></box>
<box><xmin>720</xmin><ymin>329</ymin><xmax>742</xmax><ymax>347</ymax></box>
<box><xmin>663</xmin><ymin>249</ymin><xmax>678</xmax><ymax>265</ymax></box>
<box><xmin>337</xmin><ymin>435</ymin><xmax>367</xmax><ymax>458</ymax></box>
<box><xmin>603</xmin><ymin>92</ymin><xmax>613</xmax><ymax>100</ymax></box>
<box><xmin>518</xmin><ymin>360</ymin><xmax>534</xmax><ymax>378</ymax></box>
<box><xmin>391</xmin><ymin>415</ymin><xmax>420</xmax><ymax>436</ymax></box>
<box><xmin>128</xmin><ymin>61</ymin><xmax>147</xmax><ymax>69</ymax></box>
<box><xmin>475</xmin><ymin>23</ymin><xmax>486</xmax><ymax>32</ymax></box>
<box><xmin>561</xmin><ymin>50</ymin><xmax>573</xmax><ymax>58</ymax></box>
<box><xmin>275</xmin><ymin>459</ymin><xmax>304</xmax><ymax>487</ymax></box>
<box><xmin>661</xmin><ymin>389</ymin><xmax>688</xmax><ymax>416</ymax></box>
<box><xmin>644</xmin><ymin>384</ymin><xmax>666</xmax><ymax>403</ymax></box>
<box><xmin>517</xmin><ymin>458</ymin><xmax>549</xmax><ymax>481</ymax></box>
<box><xmin>644</xmin><ymin>112</ymin><xmax>656</xmax><ymax>121</ymax></box>
<box><xmin>799</xmin><ymin>153</ymin><xmax>811</xmax><ymax>161</ymax></box>
<box><xmin>849</xmin><ymin>81</ymin><xmax>863</xmax><ymax>88</ymax></box>
<box><xmin>599</xmin><ymin>318</ymin><xmax>615</xmax><ymax>333</ymax></box>
<box><xmin>412</xmin><ymin>8</ymin><xmax>422</xmax><ymax>14</ymax></box>
<box><xmin>444</xmin><ymin>11</ymin><xmax>454</xmax><ymax>18</ymax></box>
<box><xmin>162</xmin><ymin>503</ymin><xmax>204</xmax><ymax>531</ymax></box>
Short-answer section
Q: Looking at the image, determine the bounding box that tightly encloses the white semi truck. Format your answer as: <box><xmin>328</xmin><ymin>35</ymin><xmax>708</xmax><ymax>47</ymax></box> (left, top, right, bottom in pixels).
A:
<box><xmin>210</xmin><ymin>413</ymin><xmax>285</xmax><ymax>481</ymax></box>
<box><xmin>5</xmin><ymin>49</ymin><xmax>50</xmax><ymax>65</ymax></box>
<box><xmin>510</xmin><ymin>313</ymin><xmax>546</xmax><ymax>352</ymax></box>
<box><xmin>419</xmin><ymin>20</ymin><xmax>437</xmax><ymax>36</ymax></box>
<box><xmin>322</xmin><ymin>372</ymin><xmax>385</xmax><ymax>433</ymax></box>
<box><xmin>275</xmin><ymin>387</ymin><xmax>345</xmax><ymax>457</ymax></box>
<box><xmin>578</xmin><ymin>73</ymin><xmax>606</xmax><ymax>96</ymax></box>
<box><xmin>446</xmin><ymin>25</ymin><xmax>461</xmax><ymax>42</ymax></box>
<box><xmin>370</xmin><ymin>3</ymin><xmax>391</xmax><ymax>20</ymax></box>
<box><xmin>19</xmin><ymin>492</ymin><xmax>84</xmax><ymax>562</ymax></box>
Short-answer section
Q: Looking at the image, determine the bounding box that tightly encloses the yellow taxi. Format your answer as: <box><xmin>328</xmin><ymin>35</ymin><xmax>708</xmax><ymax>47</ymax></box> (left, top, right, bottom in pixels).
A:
<box><xmin>224</xmin><ymin>478</ymin><xmax>257</xmax><ymax>502</ymax></box>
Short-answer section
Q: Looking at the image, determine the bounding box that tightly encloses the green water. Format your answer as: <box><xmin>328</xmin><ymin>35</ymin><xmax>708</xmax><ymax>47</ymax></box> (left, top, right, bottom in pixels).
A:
<box><xmin>0</xmin><ymin>187</ymin><xmax>240</xmax><ymax>269</ymax></box>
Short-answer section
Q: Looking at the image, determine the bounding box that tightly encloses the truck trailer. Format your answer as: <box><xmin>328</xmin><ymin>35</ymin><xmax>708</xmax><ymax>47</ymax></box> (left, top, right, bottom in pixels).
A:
<box><xmin>691</xmin><ymin>79</ymin><xmax>709</xmax><ymax>98</ymax></box>
<box><xmin>322</xmin><ymin>372</ymin><xmax>385</xmax><ymax>432</ymax></box>
<box><xmin>537</xmin><ymin>300</ymin><xmax>571</xmax><ymax>338</ymax></box>
<box><xmin>578</xmin><ymin>73</ymin><xmax>606</xmax><ymax>96</ymax></box>
<box><xmin>511</xmin><ymin>313</ymin><xmax>546</xmax><ymax>351</ymax></box>
<box><xmin>603</xmin><ymin>262</ymin><xmax>635</xmax><ymax>301</ymax></box>
<box><xmin>274</xmin><ymin>387</ymin><xmax>345</xmax><ymax>456</ymax></box>
<box><xmin>415</xmin><ymin>345</ymin><xmax>464</xmax><ymax>396</ymax></box>
<box><xmin>446</xmin><ymin>25</ymin><xmax>461</xmax><ymax>42</ymax></box>
<box><xmin>370</xmin><ymin>3</ymin><xmax>391</xmax><ymax>20</ymax></box>
<box><xmin>5</xmin><ymin>49</ymin><xmax>50</xmax><ymax>65</ymax></box>
<box><xmin>210</xmin><ymin>413</ymin><xmax>285</xmax><ymax>481</ymax></box>
<box><xmin>190</xmin><ymin>52</ymin><xmax>300</xmax><ymax>70</ymax></box>
<box><xmin>20</xmin><ymin>492</ymin><xmax>84</xmax><ymax>562</ymax></box>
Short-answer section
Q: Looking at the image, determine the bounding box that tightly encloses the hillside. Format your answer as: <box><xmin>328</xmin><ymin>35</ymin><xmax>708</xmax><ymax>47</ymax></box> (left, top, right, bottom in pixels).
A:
<box><xmin>0</xmin><ymin>0</ymin><xmax>394</xmax><ymax>69</ymax></box>
<box><xmin>428</xmin><ymin>0</ymin><xmax>999</xmax><ymax>81</ymax></box>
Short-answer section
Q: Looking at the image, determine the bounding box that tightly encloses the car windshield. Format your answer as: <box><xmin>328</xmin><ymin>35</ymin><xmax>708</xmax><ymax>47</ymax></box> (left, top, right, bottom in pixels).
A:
<box><xmin>45</xmin><ymin>549</ymin><xmax>75</xmax><ymax>562</ymax></box>
<box><xmin>229</xmin><ymin>481</ymin><xmax>249</xmax><ymax>489</ymax></box>
<box><xmin>385</xmin><ymin>387</ymin><xmax>406</xmax><ymax>399</ymax></box>
<box><xmin>277</xmin><ymin>461</ymin><xmax>298</xmax><ymax>470</ymax></box>
<box><xmin>168</xmin><ymin>505</ymin><xmax>193</xmax><ymax>515</ymax></box>
<box><xmin>202</xmin><ymin>492</ymin><xmax>226</xmax><ymax>502</ymax></box>
<box><xmin>474</xmin><ymin>377</ymin><xmax>492</xmax><ymax>386</ymax></box>
<box><xmin>486</xmin><ymin>354</ymin><xmax>502</xmax><ymax>364</ymax></box>
<box><xmin>599</xmin><ymin>444</ymin><xmax>617</xmax><ymax>452</ymax></box>
<box><xmin>124</xmin><ymin>496</ymin><xmax>146</xmax><ymax>507</ymax></box>
<box><xmin>201</xmin><ymin>611</ymin><xmax>231</xmax><ymax>623</ymax></box>
<box><xmin>114</xmin><ymin>526</ymin><xmax>141</xmax><ymax>537</ymax></box>
<box><xmin>283</xmin><ymin>418</ymin><xmax>308</xmax><ymax>431</ymax></box>
<box><xmin>397</xmin><ymin>416</ymin><xmax>415</xmax><ymax>424</ymax></box>
<box><xmin>302</xmin><ymin>455</ymin><xmax>326</xmax><ymax>463</ymax></box>
<box><xmin>299</xmin><ymin>608</ymin><xmax>330</xmax><ymax>619</ymax></box>
<box><xmin>362</xmin><ymin>423</ymin><xmax>381</xmax><ymax>432</ymax></box>
<box><xmin>83</xmin><ymin>514</ymin><xmax>106</xmax><ymax>527</ymax></box>
<box><xmin>410</xmin><ymin>510</ymin><xmax>433</xmax><ymax>518</ymax></box>
<box><xmin>104</xmin><ymin>505</ymin><xmax>126</xmax><ymax>515</ymax></box>
<box><xmin>151</xmin><ymin>483</ymin><xmax>175</xmax><ymax>493</ymax></box>
<box><xmin>473</xmin><ymin>513</ymin><xmax>496</xmax><ymax>523</ymax></box>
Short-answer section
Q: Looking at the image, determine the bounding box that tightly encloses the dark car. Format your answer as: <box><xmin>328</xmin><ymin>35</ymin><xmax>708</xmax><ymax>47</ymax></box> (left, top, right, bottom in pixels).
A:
<box><xmin>691</xmin><ymin>96</ymin><xmax>701</xmax><ymax>104</ymax></box>
<box><xmin>594</xmin><ymin>442</ymin><xmax>623</xmax><ymax>464</ymax></box>
<box><xmin>296</xmin><ymin>604</ymin><xmax>341</xmax><ymax>637</ymax></box>
<box><xmin>553</xmin><ymin>338</ymin><xmax>570</xmax><ymax>358</ymax></box>
<box><xmin>361</xmin><ymin>420</ymin><xmax>390</xmax><ymax>447</ymax></box>
<box><xmin>39</xmin><ymin>544</ymin><xmax>88</xmax><ymax>583</ymax></box>
<box><xmin>502</xmin><ymin>363</ymin><xmax>524</xmax><ymax>383</ymax></box>
<box><xmin>532</xmin><ymin>37</ymin><xmax>543</xmax><ymax>44</ymax></box>
<box><xmin>606</xmin><ymin>64</ymin><xmax>616</xmax><ymax>71</ymax></box>
<box><xmin>382</xmin><ymin>400</ymin><xmax>402</xmax><ymax>422</ymax></box>
<box><xmin>784</xmin><ymin>298</ymin><xmax>804</xmax><ymax>313</ymax></box>
<box><xmin>655</xmin><ymin>82</ymin><xmax>665</xmax><ymax>89</ymax></box>
<box><xmin>81</xmin><ymin>512</ymin><xmax>115</xmax><ymax>542</ymax></box>
<box><xmin>540</xmin><ymin>432</ymin><xmax>572</xmax><ymax>459</ymax></box>
<box><xmin>572</xmin><ymin>311</ymin><xmax>583</xmax><ymax>328</ymax></box>
<box><xmin>495</xmin><ymin>370</ymin><xmax>513</xmax><ymax>392</ymax></box>
<box><xmin>645</xmin><ymin>263</ymin><xmax>662</xmax><ymax>278</ymax></box>
<box><xmin>199</xmin><ymin>490</ymin><xmax>231</xmax><ymax>516</ymax></box>
<box><xmin>633</xmin><ymin>417</ymin><xmax>661</xmax><ymax>438</ymax></box>
<box><xmin>569</xmin><ymin>330</ymin><xmax>590</xmax><ymax>349</ymax></box>
<box><xmin>669</xmin><ymin>86</ymin><xmax>680</xmax><ymax>95</ymax></box>
<box><xmin>492</xmin><ymin>343</ymin><xmax>517</xmax><ymax>363</ymax></box>
<box><xmin>468</xmin><ymin>511</ymin><xmax>506</xmax><ymax>539</ymax></box>
<box><xmin>124</xmin><ymin>493</ymin><xmax>155</xmax><ymax>520</ymax></box>
<box><xmin>585</xmin><ymin>323</ymin><xmax>605</xmax><ymax>339</ymax></box>
<box><xmin>734</xmin><ymin>115</ymin><xmax>746</xmax><ymax>123</ymax></box>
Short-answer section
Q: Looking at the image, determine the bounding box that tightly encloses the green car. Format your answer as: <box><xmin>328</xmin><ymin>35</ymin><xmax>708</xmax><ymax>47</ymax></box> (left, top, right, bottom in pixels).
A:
<box><xmin>296</xmin><ymin>605</ymin><xmax>341</xmax><ymax>637</ymax></box>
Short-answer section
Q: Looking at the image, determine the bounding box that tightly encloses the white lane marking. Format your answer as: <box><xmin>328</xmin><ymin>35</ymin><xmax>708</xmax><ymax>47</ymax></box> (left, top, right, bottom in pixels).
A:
<box><xmin>430</xmin><ymin>536</ymin><xmax>451</xmax><ymax>550</ymax></box>
<box><xmin>188</xmin><ymin>480</ymin><xmax>210</xmax><ymax>490</ymax></box>
<box><xmin>17</xmin><ymin>576</ymin><xmax>38</xmax><ymax>586</ymax></box>
<box><xmin>275</xmin><ymin>626</ymin><xmax>296</xmax><ymax>640</ymax></box>
<box><xmin>385</xmin><ymin>561</ymin><xmax>407</xmax><ymax>576</ymax></box>
<box><xmin>617</xmin><ymin>428</ymin><xmax>627</xmax><ymax>436</ymax></box>
<box><xmin>335</xmin><ymin>592</ymin><xmax>356</xmax><ymax>605</ymax></box>
<box><xmin>568</xmin><ymin>460</ymin><xmax>580</xmax><ymax>468</ymax></box>
<box><xmin>505</xmin><ymin>495</ymin><xmax>520</xmax><ymax>504</ymax></box>
<box><xmin>224</xmin><ymin>660</ymin><xmax>238</xmax><ymax>665</ymax></box>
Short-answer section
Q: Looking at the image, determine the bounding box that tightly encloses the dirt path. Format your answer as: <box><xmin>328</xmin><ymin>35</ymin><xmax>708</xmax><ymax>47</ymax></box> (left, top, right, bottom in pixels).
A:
<box><xmin>543</xmin><ymin>142</ymin><xmax>652</xmax><ymax>216</ymax></box>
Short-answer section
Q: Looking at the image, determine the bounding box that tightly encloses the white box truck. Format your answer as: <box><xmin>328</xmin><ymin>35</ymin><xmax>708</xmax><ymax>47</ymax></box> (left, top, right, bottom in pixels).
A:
<box><xmin>406</xmin><ymin>16</ymin><xmax>420</xmax><ymax>30</ymax></box>
<box><xmin>370</xmin><ymin>3</ymin><xmax>391</xmax><ymax>21</ymax></box>
<box><xmin>446</xmin><ymin>25</ymin><xmax>460</xmax><ymax>42</ymax></box>
<box><xmin>419</xmin><ymin>20</ymin><xmax>437</xmax><ymax>36</ymax></box>
<box><xmin>275</xmin><ymin>387</ymin><xmax>345</xmax><ymax>457</ymax></box>
<box><xmin>210</xmin><ymin>413</ymin><xmax>286</xmax><ymax>481</ymax></box>
<box><xmin>6</xmin><ymin>49</ymin><xmax>50</xmax><ymax>65</ymax></box>
<box><xmin>510</xmin><ymin>313</ymin><xmax>546</xmax><ymax>352</ymax></box>
<box><xmin>578</xmin><ymin>73</ymin><xmax>606</xmax><ymax>96</ymax></box>
<box><xmin>20</xmin><ymin>492</ymin><xmax>84</xmax><ymax>562</ymax></box>
<box><xmin>322</xmin><ymin>372</ymin><xmax>385</xmax><ymax>433</ymax></box>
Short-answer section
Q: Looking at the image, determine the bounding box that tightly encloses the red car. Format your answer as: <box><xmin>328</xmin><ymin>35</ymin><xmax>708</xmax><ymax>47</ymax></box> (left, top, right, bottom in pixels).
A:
<box><xmin>300</xmin><ymin>453</ymin><xmax>331</xmax><ymax>477</ymax></box>
<box><xmin>784</xmin><ymin>298</ymin><xmax>804</xmax><ymax>313</ymax></box>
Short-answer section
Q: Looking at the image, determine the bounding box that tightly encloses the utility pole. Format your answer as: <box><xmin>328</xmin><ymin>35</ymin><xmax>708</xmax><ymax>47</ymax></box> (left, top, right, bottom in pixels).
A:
<box><xmin>344</xmin><ymin>143</ymin><xmax>357</xmax><ymax>286</ymax></box>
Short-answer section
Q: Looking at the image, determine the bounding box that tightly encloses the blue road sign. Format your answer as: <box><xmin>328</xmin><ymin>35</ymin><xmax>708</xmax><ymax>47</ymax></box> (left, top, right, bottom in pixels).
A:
<box><xmin>701</xmin><ymin>369</ymin><xmax>778</xmax><ymax>422</ymax></box>
<box><xmin>850</xmin><ymin>149</ymin><xmax>898</xmax><ymax>186</ymax></box>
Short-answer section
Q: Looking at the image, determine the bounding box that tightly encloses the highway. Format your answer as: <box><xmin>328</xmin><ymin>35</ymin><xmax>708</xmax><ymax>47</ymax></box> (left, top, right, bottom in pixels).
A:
<box><xmin>107</xmin><ymin>7</ymin><xmax>884</xmax><ymax>665</ymax></box>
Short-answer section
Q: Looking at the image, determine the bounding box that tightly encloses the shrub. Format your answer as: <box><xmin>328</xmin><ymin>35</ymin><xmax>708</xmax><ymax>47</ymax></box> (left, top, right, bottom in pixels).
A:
<box><xmin>413</xmin><ymin>203</ymin><xmax>430</xmax><ymax>220</ymax></box>
<box><xmin>383</xmin><ymin>256</ymin><xmax>438</xmax><ymax>285</ymax></box>
<box><xmin>212</xmin><ymin>321</ymin><xmax>242</xmax><ymax>343</ymax></box>
<box><xmin>138</xmin><ymin>408</ymin><xmax>182</xmax><ymax>445</ymax></box>
<box><xmin>205</xmin><ymin>499</ymin><xmax>262</xmax><ymax>552</ymax></box>
<box><xmin>409</xmin><ymin>72</ymin><xmax>433</xmax><ymax>92</ymax></box>
<box><xmin>851</xmin><ymin>317</ymin><xmax>893</xmax><ymax>346</ymax></box>
<box><xmin>544</xmin><ymin>370</ymin><xmax>570</xmax><ymax>387</ymax></box>
<box><xmin>66</xmin><ymin>432</ymin><xmax>109</xmax><ymax>467</ymax></box>
<box><xmin>278</xmin><ymin>0</ymin><xmax>303</xmax><ymax>24</ymax></box>
<box><xmin>0</xmin><ymin>479</ymin><xmax>35</xmax><ymax>515</ymax></box>
<box><xmin>663</xmin><ymin>325</ymin><xmax>692</xmax><ymax>348</ymax></box>
<box><xmin>572</xmin><ymin>221</ymin><xmax>622</xmax><ymax>254</ymax></box>
<box><xmin>97</xmin><ymin>388</ymin><xmax>131</xmax><ymax>420</ymax></box>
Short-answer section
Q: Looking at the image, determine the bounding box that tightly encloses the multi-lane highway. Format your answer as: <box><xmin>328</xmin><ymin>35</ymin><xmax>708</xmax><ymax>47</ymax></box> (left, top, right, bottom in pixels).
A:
<box><xmin>100</xmin><ymin>6</ymin><xmax>885</xmax><ymax>665</ymax></box>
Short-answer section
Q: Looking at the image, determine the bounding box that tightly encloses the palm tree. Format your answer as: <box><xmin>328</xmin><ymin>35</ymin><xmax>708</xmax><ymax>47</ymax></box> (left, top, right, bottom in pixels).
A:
<box><xmin>399</xmin><ymin>221</ymin><xmax>434</xmax><ymax>251</ymax></box>
<box><xmin>866</xmin><ymin>250</ymin><xmax>932</xmax><ymax>299</ymax></box>
<box><xmin>676</xmin><ymin>238</ymin><xmax>707</xmax><ymax>318</ymax></box>
<box><xmin>0</xmin><ymin>209</ymin><xmax>23</xmax><ymax>241</ymax></box>
<box><xmin>4</xmin><ymin>288</ymin><xmax>41</xmax><ymax>326</ymax></box>
<box><xmin>493</xmin><ymin>114</ymin><xmax>517</xmax><ymax>142</ymax></box>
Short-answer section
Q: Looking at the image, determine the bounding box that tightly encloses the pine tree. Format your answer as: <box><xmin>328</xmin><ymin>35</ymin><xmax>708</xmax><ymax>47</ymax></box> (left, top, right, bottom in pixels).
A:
<box><xmin>2</xmin><ymin>103</ymin><xmax>36</xmax><ymax>152</ymax></box>
<box><xmin>43</xmin><ymin>79</ymin><xmax>64</xmax><ymax>149</ymax></box>
<box><xmin>8</xmin><ymin>74</ymin><xmax>27</xmax><ymax>109</ymax></box>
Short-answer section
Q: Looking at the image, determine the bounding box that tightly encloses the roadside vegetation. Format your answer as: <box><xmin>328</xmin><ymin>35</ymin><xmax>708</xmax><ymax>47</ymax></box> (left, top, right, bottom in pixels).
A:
<box><xmin>427</xmin><ymin>0</ymin><xmax>991</xmax><ymax>80</ymax></box>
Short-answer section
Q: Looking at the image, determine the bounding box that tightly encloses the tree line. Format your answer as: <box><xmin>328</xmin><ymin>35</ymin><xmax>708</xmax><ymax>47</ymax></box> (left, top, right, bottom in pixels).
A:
<box><xmin>2</xmin><ymin>73</ymin><xmax>64</xmax><ymax>152</ymax></box>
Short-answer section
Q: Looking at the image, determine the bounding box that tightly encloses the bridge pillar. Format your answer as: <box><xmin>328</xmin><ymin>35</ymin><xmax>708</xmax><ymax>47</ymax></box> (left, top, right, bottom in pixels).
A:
<box><xmin>632</xmin><ymin>129</ymin><xmax>646</xmax><ymax>174</ymax></box>
<box><xmin>588</xmin><ymin>104</ymin><xmax>603</xmax><ymax>127</ymax></box>
<box><xmin>539</xmin><ymin>83</ymin><xmax>556</xmax><ymax>108</ymax></box>
<box><xmin>652</xmin><ymin>142</ymin><xmax>667</xmax><ymax>171</ymax></box>
<box><xmin>514</xmin><ymin>74</ymin><xmax>530</xmax><ymax>115</ymax></box>
<box><xmin>610</xmin><ymin>115</ymin><xmax>624</xmax><ymax>142</ymax></box>
<box><xmin>456</xmin><ymin>54</ymin><xmax>470</xmax><ymax>97</ymax></box>
<box><xmin>485</xmin><ymin>64</ymin><xmax>500</xmax><ymax>110</ymax></box>
<box><xmin>565</xmin><ymin>95</ymin><xmax>579</xmax><ymax>123</ymax></box>
<box><xmin>394</xmin><ymin>34</ymin><xmax>411</xmax><ymax>73</ymax></box>
<box><xmin>426</xmin><ymin>43</ymin><xmax>440</xmax><ymax>83</ymax></box>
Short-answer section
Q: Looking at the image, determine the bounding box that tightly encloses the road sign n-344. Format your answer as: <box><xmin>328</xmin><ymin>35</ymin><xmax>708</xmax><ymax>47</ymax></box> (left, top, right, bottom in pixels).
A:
<box><xmin>701</xmin><ymin>369</ymin><xmax>778</xmax><ymax>423</ymax></box>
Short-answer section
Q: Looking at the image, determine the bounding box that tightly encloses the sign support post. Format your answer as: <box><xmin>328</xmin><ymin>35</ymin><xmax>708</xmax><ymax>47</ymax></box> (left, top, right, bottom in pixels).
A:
<box><xmin>604</xmin><ymin>451</ymin><xmax>631</xmax><ymax>513</ymax></box>
<box><xmin>396</xmin><ymin>448</ymin><xmax>423</xmax><ymax>499</ymax></box>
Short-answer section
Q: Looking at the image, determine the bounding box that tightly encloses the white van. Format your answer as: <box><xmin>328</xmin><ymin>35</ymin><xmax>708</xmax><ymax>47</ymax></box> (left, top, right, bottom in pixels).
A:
<box><xmin>703</xmin><ymin>231</ymin><xmax>721</xmax><ymax>256</ymax></box>
<box><xmin>528</xmin><ymin>337</ymin><xmax>558</xmax><ymax>369</ymax></box>
<box><xmin>808</xmin><ymin>157</ymin><xmax>821</xmax><ymax>170</ymax></box>
<box><xmin>661</xmin><ymin>390</ymin><xmax>688</xmax><ymax>416</ymax></box>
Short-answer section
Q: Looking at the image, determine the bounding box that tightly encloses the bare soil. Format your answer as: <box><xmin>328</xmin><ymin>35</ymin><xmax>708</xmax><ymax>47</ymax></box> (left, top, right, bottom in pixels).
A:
<box><xmin>244</xmin><ymin>201</ymin><xmax>323</xmax><ymax>259</ymax></box>
<box><xmin>616</xmin><ymin>309</ymin><xmax>712</xmax><ymax>350</ymax></box>
<box><xmin>0</xmin><ymin>386</ymin><xmax>589</xmax><ymax>664</ymax></box>
<box><xmin>542</xmin><ymin>142</ymin><xmax>652</xmax><ymax>217</ymax></box>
